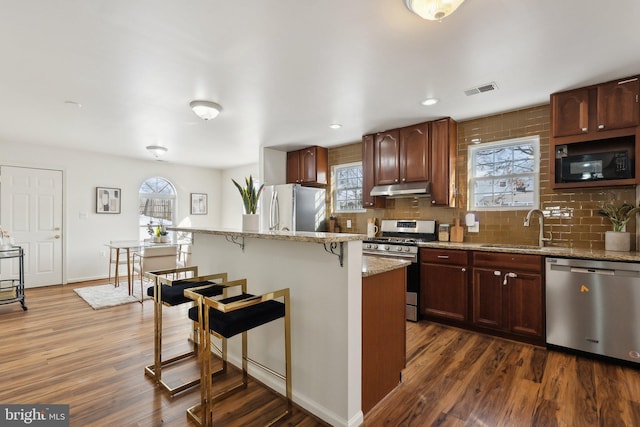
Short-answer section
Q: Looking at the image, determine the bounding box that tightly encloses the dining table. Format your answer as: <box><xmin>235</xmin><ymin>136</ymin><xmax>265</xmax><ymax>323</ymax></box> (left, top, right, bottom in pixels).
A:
<box><xmin>105</xmin><ymin>240</ymin><xmax>178</xmax><ymax>296</ymax></box>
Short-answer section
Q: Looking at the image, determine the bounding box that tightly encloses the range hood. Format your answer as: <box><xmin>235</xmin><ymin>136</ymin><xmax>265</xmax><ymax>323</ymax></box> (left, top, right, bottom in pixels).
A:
<box><xmin>370</xmin><ymin>181</ymin><xmax>431</xmax><ymax>198</ymax></box>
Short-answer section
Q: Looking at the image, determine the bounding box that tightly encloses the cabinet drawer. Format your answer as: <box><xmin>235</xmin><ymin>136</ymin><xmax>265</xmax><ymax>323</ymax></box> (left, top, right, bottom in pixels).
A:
<box><xmin>472</xmin><ymin>251</ymin><xmax>542</xmax><ymax>273</ymax></box>
<box><xmin>420</xmin><ymin>248</ymin><xmax>468</xmax><ymax>265</ymax></box>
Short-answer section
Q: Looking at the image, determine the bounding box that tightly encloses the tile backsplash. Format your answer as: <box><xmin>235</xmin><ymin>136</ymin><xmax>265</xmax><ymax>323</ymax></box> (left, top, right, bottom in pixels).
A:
<box><xmin>328</xmin><ymin>105</ymin><xmax>638</xmax><ymax>250</ymax></box>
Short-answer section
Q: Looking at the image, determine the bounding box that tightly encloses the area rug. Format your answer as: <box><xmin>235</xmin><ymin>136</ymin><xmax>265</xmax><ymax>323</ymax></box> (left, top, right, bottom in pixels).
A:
<box><xmin>74</xmin><ymin>281</ymin><xmax>151</xmax><ymax>309</ymax></box>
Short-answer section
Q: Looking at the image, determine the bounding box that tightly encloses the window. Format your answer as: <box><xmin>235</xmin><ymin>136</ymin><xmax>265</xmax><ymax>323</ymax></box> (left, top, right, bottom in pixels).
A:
<box><xmin>332</xmin><ymin>162</ymin><xmax>364</xmax><ymax>213</ymax></box>
<box><xmin>138</xmin><ymin>177</ymin><xmax>177</xmax><ymax>240</ymax></box>
<box><xmin>468</xmin><ymin>136</ymin><xmax>539</xmax><ymax>210</ymax></box>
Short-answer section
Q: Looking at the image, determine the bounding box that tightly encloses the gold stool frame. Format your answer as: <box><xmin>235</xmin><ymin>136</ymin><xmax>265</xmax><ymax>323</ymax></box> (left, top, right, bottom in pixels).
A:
<box><xmin>185</xmin><ymin>279</ymin><xmax>292</xmax><ymax>426</ymax></box>
<box><xmin>144</xmin><ymin>266</ymin><xmax>228</xmax><ymax>396</ymax></box>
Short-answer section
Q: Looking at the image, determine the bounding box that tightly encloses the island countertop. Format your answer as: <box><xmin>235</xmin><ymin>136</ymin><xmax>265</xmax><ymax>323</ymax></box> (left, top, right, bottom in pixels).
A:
<box><xmin>362</xmin><ymin>255</ymin><xmax>411</xmax><ymax>277</ymax></box>
<box><xmin>169</xmin><ymin>226</ymin><xmax>364</xmax><ymax>243</ymax></box>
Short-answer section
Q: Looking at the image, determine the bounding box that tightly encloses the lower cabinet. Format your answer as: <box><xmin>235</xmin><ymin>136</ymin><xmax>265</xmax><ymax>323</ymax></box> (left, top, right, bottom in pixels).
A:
<box><xmin>472</xmin><ymin>252</ymin><xmax>545</xmax><ymax>343</ymax></box>
<box><xmin>420</xmin><ymin>248</ymin><xmax>469</xmax><ymax>323</ymax></box>
<box><xmin>420</xmin><ymin>248</ymin><xmax>545</xmax><ymax>345</ymax></box>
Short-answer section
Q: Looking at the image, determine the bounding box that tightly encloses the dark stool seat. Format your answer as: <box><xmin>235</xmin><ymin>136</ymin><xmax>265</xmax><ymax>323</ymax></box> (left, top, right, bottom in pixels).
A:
<box><xmin>184</xmin><ymin>279</ymin><xmax>292</xmax><ymax>427</ymax></box>
<box><xmin>143</xmin><ymin>266</ymin><xmax>228</xmax><ymax>396</ymax></box>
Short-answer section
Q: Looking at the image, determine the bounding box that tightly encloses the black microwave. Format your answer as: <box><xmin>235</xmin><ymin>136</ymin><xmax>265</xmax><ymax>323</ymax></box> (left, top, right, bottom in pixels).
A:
<box><xmin>559</xmin><ymin>150</ymin><xmax>632</xmax><ymax>182</ymax></box>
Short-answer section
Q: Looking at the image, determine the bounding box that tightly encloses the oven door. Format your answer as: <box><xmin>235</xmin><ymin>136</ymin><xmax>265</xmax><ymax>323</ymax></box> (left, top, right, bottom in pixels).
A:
<box><xmin>362</xmin><ymin>251</ymin><xmax>420</xmax><ymax>322</ymax></box>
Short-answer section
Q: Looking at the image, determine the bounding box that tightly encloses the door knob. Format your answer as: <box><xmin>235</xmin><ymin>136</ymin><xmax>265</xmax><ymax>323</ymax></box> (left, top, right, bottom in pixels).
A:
<box><xmin>54</xmin><ymin>235</ymin><xmax>61</xmax><ymax>239</ymax></box>
<box><xmin>54</xmin><ymin>227</ymin><xmax>61</xmax><ymax>231</ymax></box>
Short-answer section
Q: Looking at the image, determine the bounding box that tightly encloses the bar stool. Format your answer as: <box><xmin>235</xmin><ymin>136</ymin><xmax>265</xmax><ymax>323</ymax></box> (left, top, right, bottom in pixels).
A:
<box><xmin>144</xmin><ymin>266</ymin><xmax>228</xmax><ymax>396</ymax></box>
<box><xmin>184</xmin><ymin>279</ymin><xmax>292</xmax><ymax>427</ymax></box>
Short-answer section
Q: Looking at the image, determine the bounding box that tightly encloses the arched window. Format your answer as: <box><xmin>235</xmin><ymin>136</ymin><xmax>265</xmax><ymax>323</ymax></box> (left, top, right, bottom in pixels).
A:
<box><xmin>138</xmin><ymin>177</ymin><xmax>177</xmax><ymax>240</ymax></box>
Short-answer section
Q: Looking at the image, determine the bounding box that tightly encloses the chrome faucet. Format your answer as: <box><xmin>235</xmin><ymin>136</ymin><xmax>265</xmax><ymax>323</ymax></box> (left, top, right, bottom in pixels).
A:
<box><xmin>524</xmin><ymin>209</ymin><xmax>551</xmax><ymax>247</ymax></box>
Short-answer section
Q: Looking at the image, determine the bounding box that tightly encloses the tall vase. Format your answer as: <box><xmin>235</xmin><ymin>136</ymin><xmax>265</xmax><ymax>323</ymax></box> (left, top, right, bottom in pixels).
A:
<box><xmin>242</xmin><ymin>214</ymin><xmax>260</xmax><ymax>232</ymax></box>
<box><xmin>604</xmin><ymin>231</ymin><xmax>630</xmax><ymax>251</ymax></box>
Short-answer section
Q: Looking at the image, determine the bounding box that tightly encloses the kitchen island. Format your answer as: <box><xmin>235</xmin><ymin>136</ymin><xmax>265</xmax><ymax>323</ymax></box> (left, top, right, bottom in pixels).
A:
<box><xmin>170</xmin><ymin>227</ymin><xmax>407</xmax><ymax>427</ymax></box>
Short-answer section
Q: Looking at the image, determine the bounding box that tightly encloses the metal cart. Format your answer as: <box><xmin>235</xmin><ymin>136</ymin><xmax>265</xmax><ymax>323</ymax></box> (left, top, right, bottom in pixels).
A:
<box><xmin>0</xmin><ymin>246</ymin><xmax>27</xmax><ymax>311</ymax></box>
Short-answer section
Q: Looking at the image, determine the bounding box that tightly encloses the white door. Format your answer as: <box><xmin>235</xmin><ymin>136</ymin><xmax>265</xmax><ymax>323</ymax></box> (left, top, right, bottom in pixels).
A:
<box><xmin>0</xmin><ymin>166</ymin><xmax>63</xmax><ymax>287</ymax></box>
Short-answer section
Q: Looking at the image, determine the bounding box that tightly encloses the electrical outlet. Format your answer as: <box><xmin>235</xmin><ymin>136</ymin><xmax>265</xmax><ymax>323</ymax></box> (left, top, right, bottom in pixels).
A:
<box><xmin>346</xmin><ymin>219</ymin><xmax>352</xmax><ymax>228</ymax></box>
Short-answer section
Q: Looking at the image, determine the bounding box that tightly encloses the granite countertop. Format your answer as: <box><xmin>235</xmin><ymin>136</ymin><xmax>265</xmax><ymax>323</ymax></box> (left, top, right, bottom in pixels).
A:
<box><xmin>362</xmin><ymin>255</ymin><xmax>411</xmax><ymax>278</ymax></box>
<box><xmin>169</xmin><ymin>226</ymin><xmax>365</xmax><ymax>244</ymax></box>
<box><xmin>418</xmin><ymin>241</ymin><xmax>640</xmax><ymax>262</ymax></box>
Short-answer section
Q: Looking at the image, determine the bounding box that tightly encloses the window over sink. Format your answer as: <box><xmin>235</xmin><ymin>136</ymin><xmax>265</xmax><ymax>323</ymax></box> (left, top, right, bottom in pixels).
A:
<box><xmin>332</xmin><ymin>162</ymin><xmax>365</xmax><ymax>213</ymax></box>
<box><xmin>468</xmin><ymin>136</ymin><xmax>540</xmax><ymax>210</ymax></box>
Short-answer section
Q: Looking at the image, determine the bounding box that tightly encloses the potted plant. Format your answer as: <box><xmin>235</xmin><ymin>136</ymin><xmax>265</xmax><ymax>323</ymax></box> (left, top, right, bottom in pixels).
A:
<box><xmin>598</xmin><ymin>202</ymin><xmax>640</xmax><ymax>251</ymax></box>
<box><xmin>232</xmin><ymin>175</ymin><xmax>264</xmax><ymax>232</ymax></box>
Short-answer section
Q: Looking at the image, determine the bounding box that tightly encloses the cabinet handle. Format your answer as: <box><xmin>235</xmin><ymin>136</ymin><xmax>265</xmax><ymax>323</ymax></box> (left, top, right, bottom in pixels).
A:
<box><xmin>494</xmin><ymin>271</ymin><xmax>501</xmax><ymax>276</ymax></box>
<box><xmin>598</xmin><ymin>124</ymin><xmax>605</xmax><ymax>129</ymax></box>
<box><xmin>461</xmin><ymin>268</ymin><xmax>466</xmax><ymax>272</ymax></box>
<box><xmin>394</xmin><ymin>179</ymin><xmax>398</xmax><ymax>182</ymax></box>
<box><xmin>437</xmin><ymin>255</ymin><xmax>449</xmax><ymax>259</ymax></box>
<box><xmin>402</xmin><ymin>178</ymin><xmax>406</xmax><ymax>182</ymax></box>
<box><xmin>581</xmin><ymin>127</ymin><xmax>588</xmax><ymax>132</ymax></box>
<box><xmin>431</xmin><ymin>200</ymin><xmax>436</xmax><ymax>204</ymax></box>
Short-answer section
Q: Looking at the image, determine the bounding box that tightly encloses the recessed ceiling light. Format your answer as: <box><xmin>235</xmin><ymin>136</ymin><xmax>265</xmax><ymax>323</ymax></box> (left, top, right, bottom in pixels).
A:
<box><xmin>146</xmin><ymin>145</ymin><xmax>168</xmax><ymax>158</ymax></box>
<box><xmin>329</xmin><ymin>123</ymin><xmax>342</xmax><ymax>129</ymax></box>
<box><xmin>64</xmin><ymin>100</ymin><xmax>82</xmax><ymax>108</ymax></box>
<box><xmin>421</xmin><ymin>98</ymin><xmax>439</xmax><ymax>106</ymax></box>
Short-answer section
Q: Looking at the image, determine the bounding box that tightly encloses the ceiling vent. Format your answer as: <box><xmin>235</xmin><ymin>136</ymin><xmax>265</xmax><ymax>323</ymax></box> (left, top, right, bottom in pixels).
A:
<box><xmin>464</xmin><ymin>82</ymin><xmax>499</xmax><ymax>96</ymax></box>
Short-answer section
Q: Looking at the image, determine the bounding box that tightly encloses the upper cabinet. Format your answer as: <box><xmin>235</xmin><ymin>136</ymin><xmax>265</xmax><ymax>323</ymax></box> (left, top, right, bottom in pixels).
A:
<box><xmin>551</xmin><ymin>77</ymin><xmax>639</xmax><ymax>138</ymax></box>
<box><xmin>430</xmin><ymin>118</ymin><xmax>457</xmax><ymax>207</ymax></box>
<box><xmin>550</xmin><ymin>75</ymin><xmax>640</xmax><ymax>189</ymax></box>
<box><xmin>363</xmin><ymin>117</ymin><xmax>457</xmax><ymax>208</ymax></box>
<box><xmin>362</xmin><ymin>135</ymin><xmax>386</xmax><ymax>209</ymax></box>
<box><xmin>286</xmin><ymin>146</ymin><xmax>328</xmax><ymax>186</ymax></box>
<box><xmin>373</xmin><ymin>123</ymin><xmax>430</xmax><ymax>186</ymax></box>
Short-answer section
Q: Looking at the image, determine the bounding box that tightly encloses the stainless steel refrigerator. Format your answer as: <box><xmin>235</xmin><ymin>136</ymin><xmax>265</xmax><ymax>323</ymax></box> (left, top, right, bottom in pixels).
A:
<box><xmin>260</xmin><ymin>184</ymin><xmax>327</xmax><ymax>232</ymax></box>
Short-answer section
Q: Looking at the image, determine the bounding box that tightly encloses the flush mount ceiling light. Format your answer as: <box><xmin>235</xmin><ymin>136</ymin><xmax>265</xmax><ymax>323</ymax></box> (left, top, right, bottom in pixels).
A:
<box><xmin>189</xmin><ymin>100</ymin><xmax>222</xmax><ymax>120</ymax></box>
<box><xmin>329</xmin><ymin>123</ymin><xmax>342</xmax><ymax>129</ymax></box>
<box><xmin>421</xmin><ymin>98</ymin><xmax>439</xmax><ymax>106</ymax></box>
<box><xmin>146</xmin><ymin>145</ymin><xmax>168</xmax><ymax>158</ymax></box>
<box><xmin>404</xmin><ymin>0</ymin><xmax>465</xmax><ymax>21</ymax></box>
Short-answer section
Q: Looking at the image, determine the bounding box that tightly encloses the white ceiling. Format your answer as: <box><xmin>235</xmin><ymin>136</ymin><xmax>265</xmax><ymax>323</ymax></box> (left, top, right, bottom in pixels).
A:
<box><xmin>2</xmin><ymin>0</ymin><xmax>639</xmax><ymax>169</ymax></box>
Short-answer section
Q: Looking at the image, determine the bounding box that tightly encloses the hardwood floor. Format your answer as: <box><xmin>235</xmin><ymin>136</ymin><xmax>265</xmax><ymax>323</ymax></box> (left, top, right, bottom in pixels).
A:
<box><xmin>365</xmin><ymin>321</ymin><xmax>640</xmax><ymax>426</ymax></box>
<box><xmin>2</xmin><ymin>282</ymin><xmax>640</xmax><ymax>426</ymax></box>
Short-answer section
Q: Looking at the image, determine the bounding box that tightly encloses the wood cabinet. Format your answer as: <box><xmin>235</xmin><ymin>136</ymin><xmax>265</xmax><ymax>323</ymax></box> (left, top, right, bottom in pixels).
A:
<box><xmin>286</xmin><ymin>146</ymin><xmax>328</xmax><ymax>186</ymax></box>
<box><xmin>550</xmin><ymin>75</ymin><xmax>640</xmax><ymax>189</ymax></box>
<box><xmin>374</xmin><ymin>130</ymin><xmax>401</xmax><ymax>185</ymax></box>
<box><xmin>374</xmin><ymin>123</ymin><xmax>430</xmax><ymax>186</ymax></box>
<box><xmin>471</xmin><ymin>252</ymin><xmax>544</xmax><ymax>343</ymax></box>
<box><xmin>364</xmin><ymin>117</ymin><xmax>457</xmax><ymax>206</ymax></box>
<box><xmin>420</xmin><ymin>248</ymin><xmax>469</xmax><ymax>323</ymax></box>
<box><xmin>430</xmin><ymin>118</ymin><xmax>457</xmax><ymax>206</ymax></box>
<box><xmin>362</xmin><ymin>134</ymin><xmax>386</xmax><ymax>208</ymax></box>
<box><xmin>362</xmin><ymin>266</ymin><xmax>406</xmax><ymax>414</ymax></box>
<box><xmin>551</xmin><ymin>77</ymin><xmax>639</xmax><ymax>138</ymax></box>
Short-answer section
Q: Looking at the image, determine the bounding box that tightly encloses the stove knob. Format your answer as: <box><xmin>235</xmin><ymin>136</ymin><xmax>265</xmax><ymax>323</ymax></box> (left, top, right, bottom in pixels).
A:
<box><xmin>365</xmin><ymin>244</ymin><xmax>371</xmax><ymax>249</ymax></box>
<box><xmin>404</xmin><ymin>247</ymin><xmax>411</xmax><ymax>252</ymax></box>
<box><xmin>384</xmin><ymin>245</ymin><xmax>390</xmax><ymax>250</ymax></box>
<box><xmin>372</xmin><ymin>244</ymin><xmax>378</xmax><ymax>249</ymax></box>
<box><xmin>396</xmin><ymin>246</ymin><xmax>404</xmax><ymax>252</ymax></box>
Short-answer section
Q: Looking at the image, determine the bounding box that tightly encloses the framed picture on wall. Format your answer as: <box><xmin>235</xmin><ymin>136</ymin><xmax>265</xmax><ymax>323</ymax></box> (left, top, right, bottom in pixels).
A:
<box><xmin>191</xmin><ymin>193</ymin><xmax>207</xmax><ymax>215</ymax></box>
<box><xmin>96</xmin><ymin>187</ymin><xmax>121</xmax><ymax>214</ymax></box>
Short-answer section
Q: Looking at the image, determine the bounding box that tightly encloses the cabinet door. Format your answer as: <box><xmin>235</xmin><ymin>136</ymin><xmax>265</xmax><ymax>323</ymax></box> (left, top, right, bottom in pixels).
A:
<box><xmin>472</xmin><ymin>268</ymin><xmax>504</xmax><ymax>330</ymax></box>
<box><xmin>286</xmin><ymin>150</ymin><xmax>300</xmax><ymax>184</ymax></box>
<box><xmin>362</xmin><ymin>135</ymin><xmax>385</xmax><ymax>208</ymax></box>
<box><xmin>597</xmin><ymin>78</ymin><xmax>640</xmax><ymax>131</ymax></box>
<box><xmin>430</xmin><ymin>118</ymin><xmax>456</xmax><ymax>206</ymax></box>
<box><xmin>506</xmin><ymin>272</ymin><xmax>544</xmax><ymax>338</ymax></box>
<box><xmin>374</xmin><ymin>130</ymin><xmax>400</xmax><ymax>185</ymax></box>
<box><xmin>551</xmin><ymin>88</ymin><xmax>590</xmax><ymax>137</ymax></box>
<box><xmin>400</xmin><ymin>123</ymin><xmax>429</xmax><ymax>183</ymax></box>
<box><xmin>421</xmin><ymin>263</ymin><xmax>468</xmax><ymax>322</ymax></box>
<box><xmin>299</xmin><ymin>147</ymin><xmax>317</xmax><ymax>183</ymax></box>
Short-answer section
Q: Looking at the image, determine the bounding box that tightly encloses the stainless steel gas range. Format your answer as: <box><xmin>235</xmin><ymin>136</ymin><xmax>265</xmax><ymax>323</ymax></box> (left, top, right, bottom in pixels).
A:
<box><xmin>363</xmin><ymin>219</ymin><xmax>437</xmax><ymax>321</ymax></box>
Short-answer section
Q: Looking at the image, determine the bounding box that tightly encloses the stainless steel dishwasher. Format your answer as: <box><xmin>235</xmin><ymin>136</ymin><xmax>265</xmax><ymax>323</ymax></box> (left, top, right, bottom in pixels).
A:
<box><xmin>546</xmin><ymin>257</ymin><xmax>640</xmax><ymax>364</ymax></box>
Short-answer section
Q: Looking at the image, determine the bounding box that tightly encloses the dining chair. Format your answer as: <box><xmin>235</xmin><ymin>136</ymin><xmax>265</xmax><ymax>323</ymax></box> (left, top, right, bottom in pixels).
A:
<box><xmin>132</xmin><ymin>246</ymin><xmax>178</xmax><ymax>300</ymax></box>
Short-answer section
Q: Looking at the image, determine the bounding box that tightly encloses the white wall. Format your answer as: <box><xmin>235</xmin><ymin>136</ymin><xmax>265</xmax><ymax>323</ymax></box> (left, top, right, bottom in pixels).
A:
<box><xmin>221</xmin><ymin>164</ymin><xmax>259</xmax><ymax>229</ymax></box>
<box><xmin>0</xmin><ymin>140</ymin><xmax>222</xmax><ymax>283</ymax></box>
